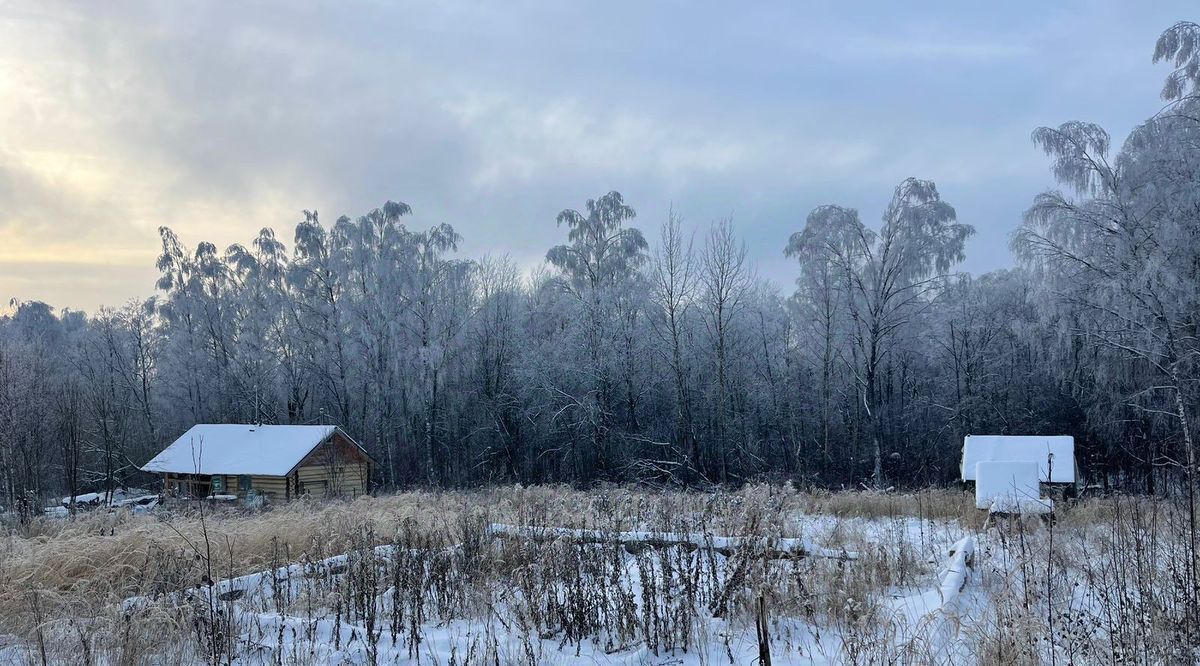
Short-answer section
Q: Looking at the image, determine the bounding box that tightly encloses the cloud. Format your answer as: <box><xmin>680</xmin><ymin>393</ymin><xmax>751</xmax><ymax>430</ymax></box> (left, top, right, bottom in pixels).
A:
<box><xmin>448</xmin><ymin>94</ymin><xmax>752</xmax><ymax>188</ymax></box>
<box><xmin>836</xmin><ymin>32</ymin><xmax>1034</xmax><ymax>63</ymax></box>
<box><xmin>0</xmin><ymin>0</ymin><xmax>1191</xmax><ymax>311</ymax></box>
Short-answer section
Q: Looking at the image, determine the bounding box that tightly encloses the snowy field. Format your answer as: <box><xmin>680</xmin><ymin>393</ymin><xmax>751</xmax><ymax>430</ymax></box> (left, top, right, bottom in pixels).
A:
<box><xmin>0</xmin><ymin>486</ymin><xmax>1194</xmax><ymax>664</ymax></box>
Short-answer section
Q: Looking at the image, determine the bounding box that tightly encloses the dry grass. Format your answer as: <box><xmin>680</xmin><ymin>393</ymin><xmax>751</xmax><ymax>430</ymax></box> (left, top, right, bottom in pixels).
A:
<box><xmin>0</xmin><ymin>486</ymin><xmax>953</xmax><ymax>657</ymax></box>
<box><xmin>0</xmin><ymin>486</ymin><xmax>1193</xmax><ymax>664</ymax></box>
<box><xmin>794</xmin><ymin>486</ymin><xmax>976</xmax><ymax>520</ymax></box>
<box><xmin>4</xmin><ymin>494</ymin><xmax>446</xmax><ymax>603</ymax></box>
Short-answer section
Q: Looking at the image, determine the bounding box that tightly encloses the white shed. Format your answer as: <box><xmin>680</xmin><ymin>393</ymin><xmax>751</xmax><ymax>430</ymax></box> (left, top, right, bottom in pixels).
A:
<box><xmin>960</xmin><ymin>435</ymin><xmax>1076</xmax><ymax>484</ymax></box>
<box><xmin>974</xmin><ymin>461</ymin><xmax>1041</xmax><ymax>510</ymax></box>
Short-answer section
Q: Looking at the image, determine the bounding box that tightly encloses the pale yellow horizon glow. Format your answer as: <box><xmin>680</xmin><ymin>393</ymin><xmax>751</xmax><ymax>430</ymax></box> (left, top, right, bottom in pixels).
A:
<box><xmin>2</xmin><ymin>1</ymin><xmax>1186</xmax><ymax>317</ymax></box>
<box><xmin>0</xmin><ymin>6</ymin><xmax>334</xmax><ymax>314</ymax></box>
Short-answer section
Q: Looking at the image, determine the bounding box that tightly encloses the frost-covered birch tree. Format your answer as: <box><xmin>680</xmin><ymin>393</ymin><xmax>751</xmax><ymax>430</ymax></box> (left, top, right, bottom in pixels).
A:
<box><xmin>545</xmin><ymin>191</ymin><xmax>647</xmax><ymax>479</ymax></box>
<box><xmin>789</xmin><ymin>180</ymin><xmax>973</xmax><ymax>486</ymax></box>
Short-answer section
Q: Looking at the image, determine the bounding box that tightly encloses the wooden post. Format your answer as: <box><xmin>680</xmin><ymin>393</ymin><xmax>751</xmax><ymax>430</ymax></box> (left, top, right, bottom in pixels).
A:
<box><xmin>756</xmin><ymin>595</ymin><xmax>771</xmax><ymax>665</ymax></box>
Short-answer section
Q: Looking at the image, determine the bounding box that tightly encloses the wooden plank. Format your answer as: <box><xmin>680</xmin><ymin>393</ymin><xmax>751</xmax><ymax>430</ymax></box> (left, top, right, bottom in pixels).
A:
<box><xmin>296</xmin><ymin>463</ymin><xmax>367</xmax><ymax>497</ymax></box>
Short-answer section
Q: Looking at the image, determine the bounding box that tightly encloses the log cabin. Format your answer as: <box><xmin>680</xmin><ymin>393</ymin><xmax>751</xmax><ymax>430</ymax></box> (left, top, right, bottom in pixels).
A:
<box><xmin>141</xmin><ymin>424</ymin><xmax>372</xmax><ymax>501</ymax></box>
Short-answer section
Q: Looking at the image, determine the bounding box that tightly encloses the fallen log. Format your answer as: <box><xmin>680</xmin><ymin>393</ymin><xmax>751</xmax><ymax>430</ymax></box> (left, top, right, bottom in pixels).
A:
<box><xmin>938</xmin><ymin>536</ymin><xmax>975</xmax><ymax>607</ymax></box>
<box><xmin>486</xmin><ymin>523</ymin><xmax>858</xmax><ymax>560</ymax></box>
<box><xmin>122</xmin><ymin>542</ymin><xmax>405</xmax><ymax>612</ymax></box>
<box><xmin>915</xmin><ymin>535</ymin><xmax>978</xmax><ymax>656</ymax></box>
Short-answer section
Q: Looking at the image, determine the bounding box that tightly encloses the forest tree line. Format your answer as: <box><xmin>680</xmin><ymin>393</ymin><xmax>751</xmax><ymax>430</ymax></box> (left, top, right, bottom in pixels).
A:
<box><xmin>3</xmin><ymin>22</ymin><xmax>1200</xmax><ymax>503</ymax></box>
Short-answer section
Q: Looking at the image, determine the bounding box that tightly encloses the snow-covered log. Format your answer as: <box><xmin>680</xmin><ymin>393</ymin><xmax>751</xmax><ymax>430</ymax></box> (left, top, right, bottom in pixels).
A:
<box><xmin>918</xmin><ymin>535</ymin><xmax>979</xmax><ymax>655</ymax></box>
<box><xmin>486</xmin><ymin>523</ymin><xmax>858</xmax><ymax>560</ymax></box>
<box><xmin>122</xmin><ymin>543</ymin><xmax>402</xmax><ymax>612</ymax></box>
<box><xmin>937</xmin><ymin>536</ymin><xmax>975</xmax><ymax>607</ymax></box>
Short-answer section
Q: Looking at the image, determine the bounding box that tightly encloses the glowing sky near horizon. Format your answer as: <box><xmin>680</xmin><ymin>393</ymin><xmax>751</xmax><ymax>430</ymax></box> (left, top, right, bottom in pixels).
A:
<box><xmin>0</xmin><ymin>1</ymin><xmax>1192</xmax><ymax>313</ymax></box>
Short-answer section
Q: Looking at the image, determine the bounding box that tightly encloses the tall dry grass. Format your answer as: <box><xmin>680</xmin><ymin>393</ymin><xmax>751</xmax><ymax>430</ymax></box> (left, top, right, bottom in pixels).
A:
<box><xmin>0</xmin><ymin>485</ymin><xmax>1193</xmax><ymax>664</ymax></box>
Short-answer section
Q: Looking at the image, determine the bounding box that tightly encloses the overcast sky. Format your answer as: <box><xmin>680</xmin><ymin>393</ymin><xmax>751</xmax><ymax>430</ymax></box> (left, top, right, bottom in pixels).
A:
<box><xmin>0</xmin><ymin>1</ymin><xmax>1191</xmax><ymax>313</ymax></box>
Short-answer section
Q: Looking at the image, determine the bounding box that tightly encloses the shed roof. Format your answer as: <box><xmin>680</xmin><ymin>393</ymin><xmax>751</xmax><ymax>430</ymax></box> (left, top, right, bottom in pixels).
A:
<box><xmin>974</xmin><ymin>460</ymin><xmax>1041</xmax><ymax>510</ymax></box>
<box><xmin>141</xmin><ymin>424</ymin><xmax>365</xmax><ymax>477</ymax></box>
<box><xmin>960</xmin><ymin>435</ymin><xmax>1075</xmax><ymax>483</ymax></box>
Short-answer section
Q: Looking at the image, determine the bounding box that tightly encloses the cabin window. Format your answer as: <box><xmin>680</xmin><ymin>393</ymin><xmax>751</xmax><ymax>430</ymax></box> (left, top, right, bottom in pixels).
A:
<box><xmin>211</xmin><ymin>476</ymin><xmax>224</xmax><ymax>493</ymax></box>
<box><xmin>238</xmin><ymin>475</ymin><xmax>251</xmax><ymax>492</ymax></box>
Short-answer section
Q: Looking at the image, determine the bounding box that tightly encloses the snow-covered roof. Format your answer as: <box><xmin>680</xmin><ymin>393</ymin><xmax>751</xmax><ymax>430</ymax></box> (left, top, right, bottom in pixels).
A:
<box><xmin>961</xmin><ymin>435</ymin><xmax>1075</xmax><ymax>483</ymax></box>
<box><xmin>974</xmin><ymin>460</ymin><xmax>1040</xmax><ymax>509</ymax></box>
<box><xmin>141</xmin><ymin>424</ymin><xmax>357</xmax><ymax>477</ymax></box>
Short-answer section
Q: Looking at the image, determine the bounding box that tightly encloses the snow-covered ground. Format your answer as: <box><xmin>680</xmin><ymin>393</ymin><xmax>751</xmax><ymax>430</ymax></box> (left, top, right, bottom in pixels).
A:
<box><xmin>109</xmin><ymin>517</ymin><xmax>977</xmax><ymax>664</ymax></box>
<box><xmin>0</xmin><ymin>489</ymin><xmax>1192</xmax><ymax>664</ymax></box>
<box><xmin>10</xmin><ymin>524</ymin><xmax>983</xmax><ymax>663</ymax></box>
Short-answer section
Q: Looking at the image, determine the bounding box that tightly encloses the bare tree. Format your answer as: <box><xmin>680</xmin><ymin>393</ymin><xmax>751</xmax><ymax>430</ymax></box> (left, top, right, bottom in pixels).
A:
<box><xmin>700</xmin><ymin>218</ymin><xmax>752</xmax><ymax>482</ymax></box>
<box><xmin>649</xmin><ymin>208</ymin><xmax>699</xmax><ymax>477</ymax></box>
